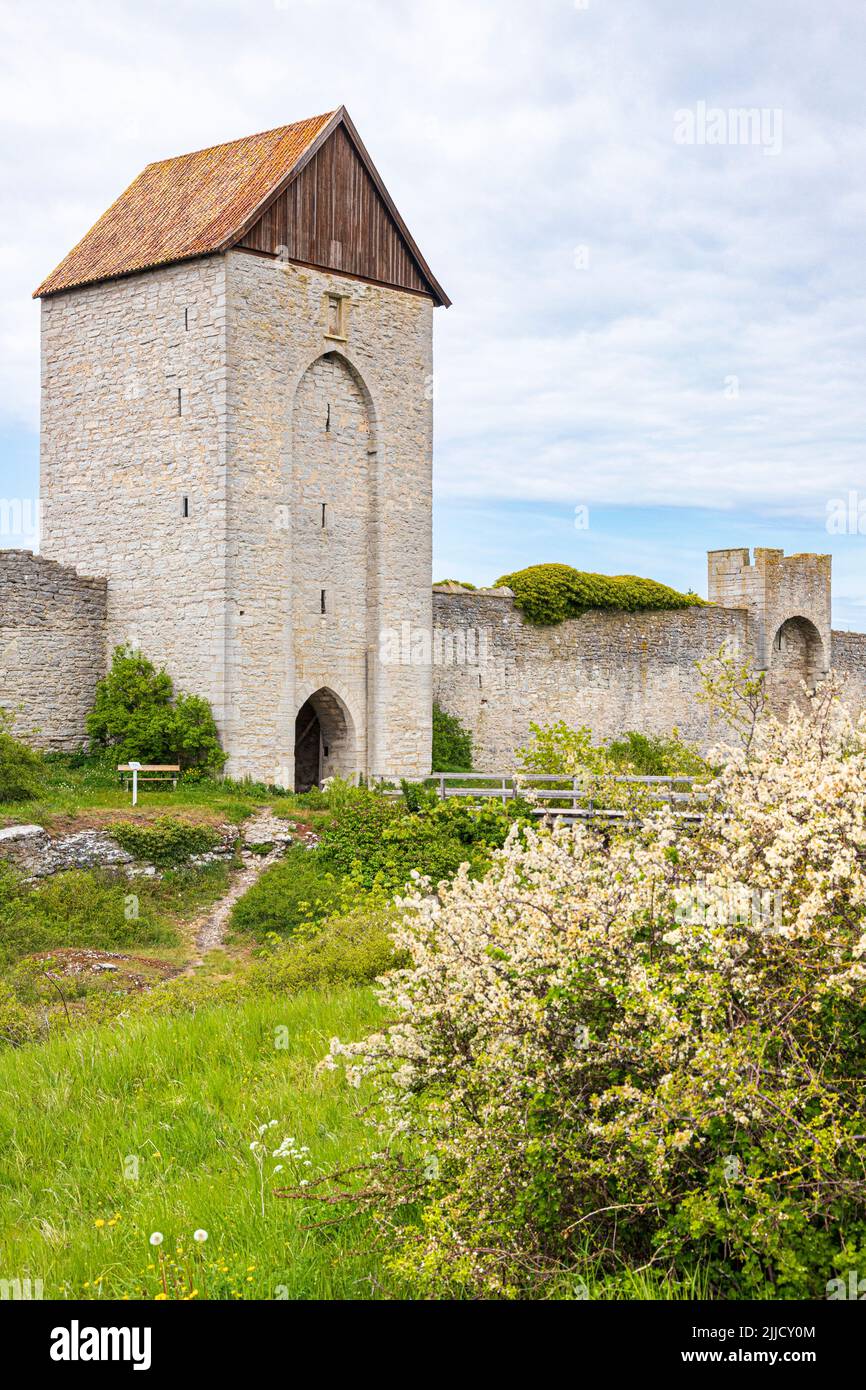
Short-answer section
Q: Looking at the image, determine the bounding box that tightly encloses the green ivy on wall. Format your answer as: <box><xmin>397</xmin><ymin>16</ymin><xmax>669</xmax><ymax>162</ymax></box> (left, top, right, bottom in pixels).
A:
<box><xmin>494</xmin><ymin>563</ymin><xmax>705</xmax><ymax>626</ymax></box>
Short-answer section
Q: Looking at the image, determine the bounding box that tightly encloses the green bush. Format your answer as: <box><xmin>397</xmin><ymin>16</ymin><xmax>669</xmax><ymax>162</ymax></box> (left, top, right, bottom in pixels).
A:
<box><xmin>318</xmin><ymin>787</ymin><xmax>473</xmax><ymax>891</ymax></box>
<box><xmin>109</xmin><ymin>816</ymin><xmax>222</xmax><ymax>867</ymax></box>
<box><xmin>517</xmin><ymin>720</ymin><xmax>606</xmax><ymax>776</ymax></box>
<box><xmin>292</xmin><ymin>786</ymin><xmax>330</xmax><ymax>810</ymax></box>
<box><xmin>518</xmin><ymin>720</ymin><xmax>709</xmax><ymax>780</ymax></box>
<box><xmin>230</xmin><ymin>845</ymin><xmax>343</xmax><ymax>942</ymax></box>
<box><xmin>432</xmin><ymin>703</ymin><xmax>473</xmax><ymax>772</ymax></box>
<box><xmin>248</xmin><ymin>903</ymin><xmax>399</xmax><ymax>993</ymax></box>
<box><xmin>425</xmin><ymin>795</ymin><xmax>529</xmax><ymax>851</ymax></box>
<box><xmin>606</xmin><ymin>729</ymin><xmax>711</xmax><ymax>777</ymax></box>
<box><xmin>495</xmin><ymin>563</ymin><xmax>705</xmax><ymax>626</ymax></box>
<box><xmin>0</xmin><ymin>709</ymin><xmax>45</xmax><ymax>802</ymax></box>
<box><xmin>318</xmin><ymin>788</ymin><xmax>401</xmax><ymax>870</ymax></box>
<box><xmin>400</xmin><ymin>779</ymin><xmax>439</xmax><ymax>813</ymax></box>
<box><xmin>87</xmin><ymin>646</ymin><xmax>226</xmax><ymax>771</ymax></box>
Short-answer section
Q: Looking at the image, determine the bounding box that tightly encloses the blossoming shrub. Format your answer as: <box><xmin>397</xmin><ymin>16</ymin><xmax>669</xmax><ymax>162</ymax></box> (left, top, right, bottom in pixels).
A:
<box><xmin>328</xmin><ymin>679</ymin><xmax>866</xmax><ymax>1298</ymax></box>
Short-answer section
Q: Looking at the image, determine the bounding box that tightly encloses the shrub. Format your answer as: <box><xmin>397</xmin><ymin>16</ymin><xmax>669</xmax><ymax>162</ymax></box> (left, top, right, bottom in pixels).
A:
<box><xmin>319</xmin><ymin>775</ymin><xmax>360</xmax><ymax>814</ymax></box>
<box><xmin>517</xmin><ymin>720</ymin><xmax>606</xmax><ymax>777</ymax></box>
<box><xmin>518</xmin><ymin>720</ymin><xmax>709</xmax><ymax>780</ymax></box>
<box><xmin>425</xmin><ymin>795</ymin><xmax>529</xmax><ymax>852</ymax></box>
<box><xmin>328</xmin><ymin>673</ymin><xmax>866</xmax><ymax>1299</ymax></box>
<box><xmin>605</xmin><ymin>729</ymin><xmax>710</xmax><ymax>777</ymax></box>
<box><xmin>318</xmin><ymin>787</ymin><xmax>526</xmax><ymax>895</ymax></box>
<box><xmin>292</xmin><ymin>786</ymin><xmax>329</xmax><ymax>810</ymax></box>
<box><xmin>319</xmin><ymin>786</ymin><xmax>477</xmax><ymax>892</ymax></box>
<box><xmin>87</xmin><ymin>646</ymin><xmax>225</xmax><ymax>770</ymax></box>
<box><xmin>0</xmin><ymin>709</ymin><xmax>45</xmax><ymax>802</ymax></box>
<box><xmin>109</xmin><ymin>816</ymin><xmax>222</xmax><ymax>867</ymax></box>
<box><xmin>432</xmin><ymin>703</ymin><xmax>473</xmax><ymax>772</ymax></box>
<box><xmin>248</xmin><ymin>903</ymin><xmax>400</xmax><ymax>993</ymax></box>
<box><xmin>318</xmin><ymin>789</ymin><xmax>401</xmax><ymax>874</ymax></box>
<box><xmin>494</xmin><ymin>563</ymin><xmax>705</xmax><ymax>626</ymax></box>
<box><xmin>400</xmin><ymin>780</ymin><xmax>439</xmax><ymax>814</ymax></box>
<box><xmin>229</xmin><ymin>846</ymin><xmax>344</xmax><ymax>942</ymax></box>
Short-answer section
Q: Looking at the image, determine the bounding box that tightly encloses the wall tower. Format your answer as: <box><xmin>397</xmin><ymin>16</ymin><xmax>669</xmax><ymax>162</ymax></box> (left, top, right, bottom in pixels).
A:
<box><xmin>33</xmin><ymin>107</ymin><xmax>449</xmax><ymax>786</ymax></box>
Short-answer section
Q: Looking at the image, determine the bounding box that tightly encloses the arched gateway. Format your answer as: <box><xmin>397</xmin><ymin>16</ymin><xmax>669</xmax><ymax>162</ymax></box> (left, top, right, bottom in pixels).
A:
<box><xmin>766</xmin><ymin>615</ymin><xmax>826</xmax><ymax>713</ymax></box>
<box><xmin>293</xmin><ymin>687</ymin><xmax>357</xmax><ymax>792</ymax></box>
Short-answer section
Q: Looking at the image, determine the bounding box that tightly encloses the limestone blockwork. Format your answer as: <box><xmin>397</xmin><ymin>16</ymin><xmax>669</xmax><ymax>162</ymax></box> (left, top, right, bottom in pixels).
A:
<box><xmin>0</xmin><ymin>550</ymin><xmax>106</xmax><ymax>750</ymax></box>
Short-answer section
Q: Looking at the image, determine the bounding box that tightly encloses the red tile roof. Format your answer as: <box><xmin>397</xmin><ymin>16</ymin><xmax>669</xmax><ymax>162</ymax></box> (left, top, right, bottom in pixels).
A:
<box><xmin>34</xmin><ymin>110</ymin><xmax>337</xmax><ymax>297</ymax></box>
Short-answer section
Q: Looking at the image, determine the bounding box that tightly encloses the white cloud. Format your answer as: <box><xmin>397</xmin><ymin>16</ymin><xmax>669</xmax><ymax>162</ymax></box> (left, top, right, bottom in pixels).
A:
<box><xmin>2</xmin><ymin>0</ymin><xmax>865</xmax><ymax>526</ymax></box>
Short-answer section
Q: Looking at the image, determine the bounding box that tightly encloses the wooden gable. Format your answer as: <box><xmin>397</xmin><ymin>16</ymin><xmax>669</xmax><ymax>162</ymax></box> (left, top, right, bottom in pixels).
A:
<box><xmin>235</xmin><ymin>115</ymin><xmax>448</xmax><ymax>305</ymax></box>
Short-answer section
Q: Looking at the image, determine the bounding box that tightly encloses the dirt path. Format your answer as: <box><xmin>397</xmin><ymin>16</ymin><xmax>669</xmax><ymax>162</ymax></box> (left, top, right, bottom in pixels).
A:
<box><xmin>191</xmin><ymin>808</ymin><xmax>296</xmax><ymax>957</ymax></box>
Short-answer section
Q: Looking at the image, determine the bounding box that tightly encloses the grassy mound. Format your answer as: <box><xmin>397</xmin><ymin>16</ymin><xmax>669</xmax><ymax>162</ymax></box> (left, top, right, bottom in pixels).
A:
<box><xmin>494</xmin><ymin>563</ymin><xmax>705</xmax><ymax>625</ymax></box>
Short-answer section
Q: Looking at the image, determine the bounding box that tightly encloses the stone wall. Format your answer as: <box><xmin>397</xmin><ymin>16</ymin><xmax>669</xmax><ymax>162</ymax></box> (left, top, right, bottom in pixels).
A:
<box><xmin>431</xmin><ymin>587</ymin><xmax>751</xmax><ymax>768</ymax></box>
<box><xmin>39</xmin><ymin>255</ymin><xmax>230</xmax><ymax>729</ymax></box>
<box><xmin>830</xmin><ymin>630</ymin><xmax>866</xmax><ymax>717</ymax></box>
<box><xmin>0</xmin><ymin>550</ymin><xmax>106</xmax><ymax>749</ymax></box>
<box><xmin>431</xmin><ymin>549</ymin><xmax>863</xmax><ymax>770</ymax></box>
<box><xmin>708</xmin><ymin>547</ymin><xmax>832</xmax><ymax>672</ymax></box>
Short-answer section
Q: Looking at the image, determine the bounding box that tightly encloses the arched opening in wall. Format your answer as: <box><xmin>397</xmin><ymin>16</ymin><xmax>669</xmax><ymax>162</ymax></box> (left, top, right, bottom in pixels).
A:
<box><xmin>293</xmin><ymin>687</ymin><xmax>357</xmax><ymax>792</ymax></box>
<box><xmin>766</xmin><ymin>616</ymin><xmax>825</xmax><ymax>714</ymax></box>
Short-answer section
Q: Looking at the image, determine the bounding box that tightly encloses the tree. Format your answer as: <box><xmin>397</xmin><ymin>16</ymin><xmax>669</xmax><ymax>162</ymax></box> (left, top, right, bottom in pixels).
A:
<box><xmin>86</xmin><ymin>647</ymin><xmax>225</xmax><ymax>771</ymax></box>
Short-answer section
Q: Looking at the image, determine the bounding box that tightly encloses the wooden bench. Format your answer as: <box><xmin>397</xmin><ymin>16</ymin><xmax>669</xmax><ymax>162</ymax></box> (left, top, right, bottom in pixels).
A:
<box><xmin>117</xmin><ymin>764</ymin><xmax>180</xmax><ymax>791</ymax></box>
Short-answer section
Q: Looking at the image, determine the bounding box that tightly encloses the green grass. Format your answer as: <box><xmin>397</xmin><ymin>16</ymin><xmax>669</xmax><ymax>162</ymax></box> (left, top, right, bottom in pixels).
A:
<box><xmin>0</xmin><ymin>752</ymin><xmax>310</xmax><ymax>829</ymax></box>
<box><xmin>0</xmin><ymin>781</ymin><xmax>264</xmax><ymax>829</ymax></box>
<box><xmin>0</xmin><ymin>863</ymin><xmax>230</xmax><ymax>973</ymax></box>
<box><xmin>229</xmin><ymin>846</ymin><xmax>343</xmax><ymax>943</ymax></box>
<box><xmin>0</xmin><ymin>987</ymin><xmax>387</xmax><ymax>1300</ymax></box>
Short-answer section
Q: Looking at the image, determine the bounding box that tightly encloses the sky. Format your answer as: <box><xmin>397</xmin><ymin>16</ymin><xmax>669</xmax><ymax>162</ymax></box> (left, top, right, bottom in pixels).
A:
<box><xmin>2</xmin><ymin>0</ymin><xmax>866</xmax><ymax>623</ymax></box>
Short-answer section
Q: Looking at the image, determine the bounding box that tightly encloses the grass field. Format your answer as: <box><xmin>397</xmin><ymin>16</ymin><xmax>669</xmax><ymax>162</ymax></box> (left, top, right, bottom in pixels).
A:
<box><xmin>0</xmin><ymin>754</ymin><xmax>721</xmax><ymax>1301</ymax></box>
<box><xmin>0</xmin><ymin>987</ymin><xmax>386</xmax><ymax>1301</ymax></box>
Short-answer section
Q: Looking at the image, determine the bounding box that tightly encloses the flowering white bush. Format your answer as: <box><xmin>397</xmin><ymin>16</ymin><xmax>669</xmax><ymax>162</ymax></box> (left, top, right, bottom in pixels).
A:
<box><xmin>327</xmin><ymin>675</ymin><xmax>866</xmax><ymax>1298</ymax></box>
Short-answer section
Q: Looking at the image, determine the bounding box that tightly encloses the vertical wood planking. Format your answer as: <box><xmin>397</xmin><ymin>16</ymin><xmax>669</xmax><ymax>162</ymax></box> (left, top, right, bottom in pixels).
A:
<box><xmin>239</xmin><ymin>126</ymin><xmax>431</xmax><ymax>296</ymax></box>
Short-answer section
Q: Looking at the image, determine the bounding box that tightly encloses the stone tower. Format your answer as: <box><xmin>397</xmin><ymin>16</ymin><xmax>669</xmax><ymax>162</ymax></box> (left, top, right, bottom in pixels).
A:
<box><xmin>33</xmin><ymin>107</ymin><xmax>450</xmax><ymax>787</ymax></box>
<box><xmin>707</xmin><ymin>547</ymin><xmax>831</xmax><ymax>707</ymax></box>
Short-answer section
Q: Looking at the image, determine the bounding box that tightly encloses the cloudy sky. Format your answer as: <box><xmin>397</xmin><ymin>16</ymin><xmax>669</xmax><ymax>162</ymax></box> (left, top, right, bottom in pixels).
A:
<box><xmin>3</xmin><ymin>0</ymin><xmax>866</xmax><ymax>622</ymax></box>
